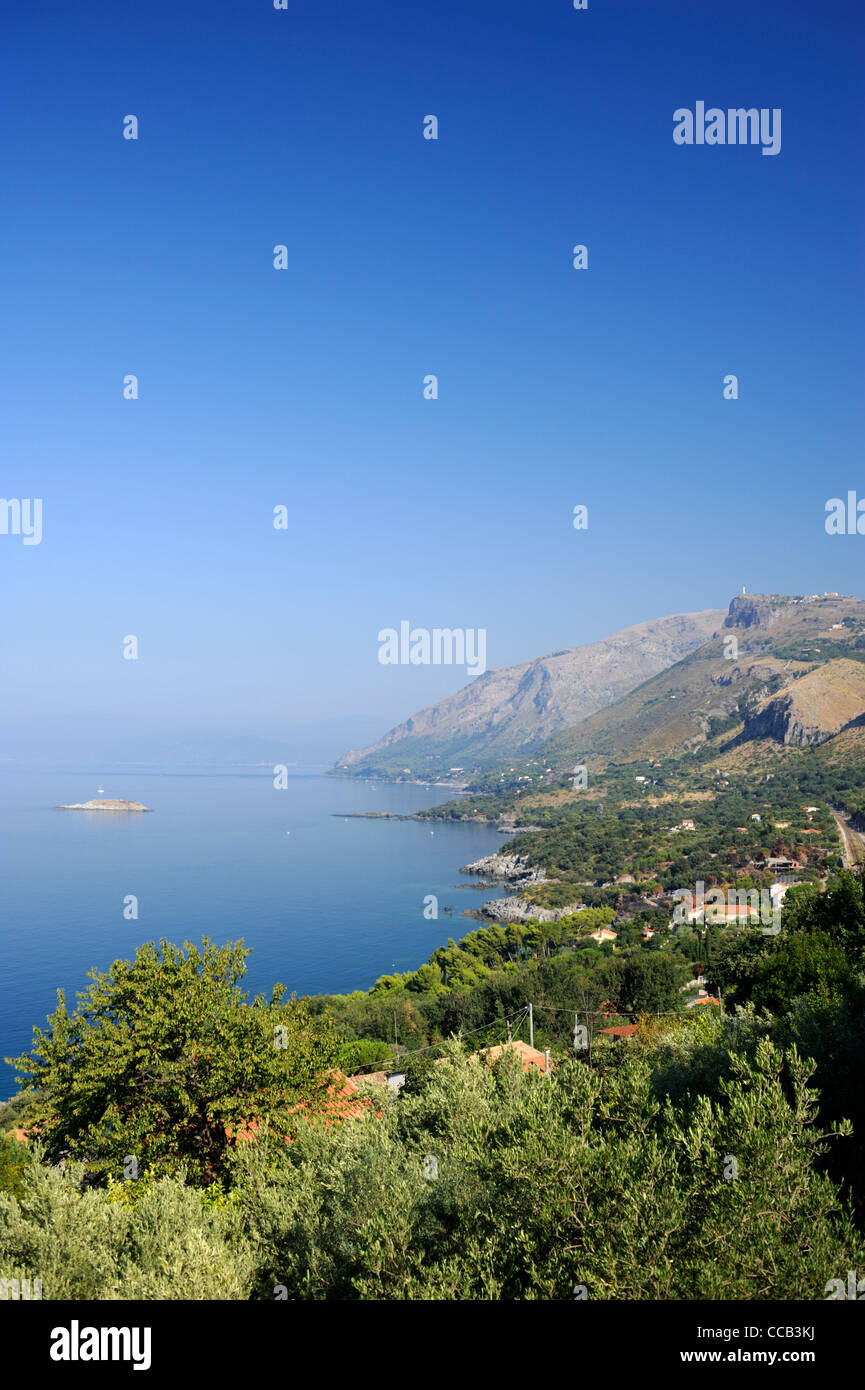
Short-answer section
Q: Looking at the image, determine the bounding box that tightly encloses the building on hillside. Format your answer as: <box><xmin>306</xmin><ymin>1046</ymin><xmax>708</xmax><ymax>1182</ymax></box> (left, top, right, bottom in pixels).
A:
<box><xmin>469</xmin><ymin>1040</ymin><xmax>552</xmax><ymax>1074</ymax></box>
<box><xmin>686</xmin><ymin>902</ymin><xmax>759</xmax><ymax>926</ymax></box>
<box><xmin>348</xmin><ymin>1070</ymin><xmax>405</xmax><ymax>1095</ymax></box>
<box><xmin>685</xmin><ymin>991</ymin><xmax>720</xmax><ymax>1009</ymax></box>
<box><xmin>597</xmin><ymin>1024</ymin><xmax>639</xmax><ymax>1041</ymax></box>
<box><xmin>589</xmin><ymin>926</ymin><xmax>618</xmax><ymax>945</ymax></box>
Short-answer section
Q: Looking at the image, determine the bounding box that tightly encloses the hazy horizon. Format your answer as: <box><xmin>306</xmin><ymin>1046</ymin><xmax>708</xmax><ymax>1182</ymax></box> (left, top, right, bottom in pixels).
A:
<box><xmin>3</xmin><ymin>585</ymin><xmax>863</xmax><ymax>768</ymax></box>
<box><xmin>3</xmin><ymin>0</ymin><xmax>863</xmax><ymax>765</ymax></box>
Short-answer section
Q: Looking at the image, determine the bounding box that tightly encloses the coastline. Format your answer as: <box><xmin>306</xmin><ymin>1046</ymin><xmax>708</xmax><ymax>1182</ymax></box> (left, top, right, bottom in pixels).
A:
<box><xmin>325</xmin><ymin>768</ymin><xmax>472</xmax><ymax>792</ymax></box>
<box><xmin>1</xmin><ymin>769</ymin><xmax>512</xmax><ymax>1069</ymax></box>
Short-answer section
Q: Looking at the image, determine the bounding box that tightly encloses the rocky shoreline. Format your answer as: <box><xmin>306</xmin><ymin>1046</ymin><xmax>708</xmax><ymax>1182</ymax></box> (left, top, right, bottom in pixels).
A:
<box><xmin>339</xmin><ymin>813</ymin><xmax>570</xmax><ymax>924</ymax></box>
<box><xmin>460</xmin><ymin>851</ymin><xmax>545</xmax><ymax>884</ymax></box>
<box><xmin>326</xmin><ymin>771</ymin><xmax>471</xmax><ymax>792</ymax></box>
<box><xmin>458</xmin><ymin>851</ymin><xmax>583</xmax><ymax>924</ymax></box>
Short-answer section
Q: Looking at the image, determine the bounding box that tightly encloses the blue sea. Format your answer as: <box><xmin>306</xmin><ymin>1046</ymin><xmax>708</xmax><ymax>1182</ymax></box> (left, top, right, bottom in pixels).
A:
<box><xmin>0</xmin><ymin>769</ymin><xmax>506</xmax><ymax>1096</ymax></box>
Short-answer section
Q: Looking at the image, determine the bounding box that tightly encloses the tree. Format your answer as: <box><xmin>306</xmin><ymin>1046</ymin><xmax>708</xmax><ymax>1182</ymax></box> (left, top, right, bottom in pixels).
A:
<box><xmin>8</xmin><ymin>938</ymin><xmax>340</xmax><ymax>1185</ymax></box>
<box><xmin>750</xmin><ymin>932</ymin><xmax>855</xmax><ymax>1014</ymax></box>
<box><xmin>620</xmin><ymin>952</ymin><xmax>685</xmax><ymax>1014</ymax></box>
<box><xmin>406</xmin><ymin>963</ymin><xmax>446</xmax><ymax>994</ymax></box>
<box><xmin>707</xmin><ymin>928</ymin><xmax>769</xmax><ymax>1003</ymax></box>
<box><xmin>792</xmin><ymin>869</ymin><xmax>865</xmax><ymax>958</ymax></box>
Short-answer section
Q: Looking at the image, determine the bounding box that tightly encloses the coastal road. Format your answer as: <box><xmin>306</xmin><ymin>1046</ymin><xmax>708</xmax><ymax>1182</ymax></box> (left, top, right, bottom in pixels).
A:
<box><xmin>829</xmin><ymin>806</ymin><xmax>865</xmax><ymax>868</ymax></box>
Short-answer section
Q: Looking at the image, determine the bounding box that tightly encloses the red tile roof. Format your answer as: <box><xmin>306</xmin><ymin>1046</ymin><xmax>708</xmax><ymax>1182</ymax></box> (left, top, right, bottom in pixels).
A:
<box><xmin>226</xmin><ymin>1071</ymin><xmax>377</xmax><ymax>1145</ymax></box>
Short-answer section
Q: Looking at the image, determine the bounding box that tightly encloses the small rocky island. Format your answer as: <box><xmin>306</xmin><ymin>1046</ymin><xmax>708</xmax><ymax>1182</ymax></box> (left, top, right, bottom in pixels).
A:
<box><xmin>55</xmin><ymin>798</ymin><xmax>152</xmax><ymax>812</ymax></box>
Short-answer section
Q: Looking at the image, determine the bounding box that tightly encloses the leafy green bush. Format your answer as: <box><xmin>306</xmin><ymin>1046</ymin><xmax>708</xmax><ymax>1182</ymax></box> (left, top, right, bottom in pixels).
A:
<box><xmin>1</xmin><ymin>1030</ymin><xmax>859</xmax><ymax>1300</ymax></box>
<box><xmin>0</xmin><ymin>1133</ymin><xmax>29</xmax><ymax>1201</ymax></box>
<box><xmin>0</xmin><ymin>1148</ymin><xmax>253</xmax><ymax>1299</ymax></box>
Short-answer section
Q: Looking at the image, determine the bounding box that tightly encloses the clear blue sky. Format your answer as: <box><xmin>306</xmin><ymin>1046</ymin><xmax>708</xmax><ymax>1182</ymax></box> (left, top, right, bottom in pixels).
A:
<box><xmin>2</xmin><ymin>0</ymin><xmax>863</xmax><ymax>760</ymax></box>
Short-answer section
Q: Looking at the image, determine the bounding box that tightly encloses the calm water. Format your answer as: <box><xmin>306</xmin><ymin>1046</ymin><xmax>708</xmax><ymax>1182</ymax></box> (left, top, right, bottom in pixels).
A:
<box><xmin>0</xmin><ymin>769</ymin><xmax>506</xmax><ymax>1095</ymax></box>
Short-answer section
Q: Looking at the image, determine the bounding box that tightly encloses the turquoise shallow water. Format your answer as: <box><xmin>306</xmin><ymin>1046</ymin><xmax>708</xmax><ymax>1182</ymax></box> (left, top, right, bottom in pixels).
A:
<box><xmin>0</xmin><ymin>768</ymin><xmax>505</xmax><ymax>1094</ymax></box>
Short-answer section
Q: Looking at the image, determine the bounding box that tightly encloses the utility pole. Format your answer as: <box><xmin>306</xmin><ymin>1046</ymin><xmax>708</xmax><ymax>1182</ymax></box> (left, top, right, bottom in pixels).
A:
<box><xmin>544</xmin><ymin>1049</ymin><xmax>551</xmax><ymax>1078</ymax></box>
<box><xmin>528</xmin><ymin>1002</ymin><xmax>534</xmax><ymax>1049</ymax></box>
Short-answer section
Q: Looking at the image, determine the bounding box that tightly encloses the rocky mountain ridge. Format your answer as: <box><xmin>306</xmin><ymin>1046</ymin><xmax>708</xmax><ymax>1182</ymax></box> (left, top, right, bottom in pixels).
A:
<box><xmin>334</xmin><ymin>608</ymin><xmax>725</xmax><ymax>780</ymax></box>
<box><xmin>540</xmin><ymin>593</ymin><xmax>865</xmax><ymax>769</ymax></box>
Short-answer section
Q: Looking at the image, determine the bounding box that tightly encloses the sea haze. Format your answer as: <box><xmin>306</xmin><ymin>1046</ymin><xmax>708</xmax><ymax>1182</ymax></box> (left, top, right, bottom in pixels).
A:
<box><xmin>0</xmin><ymin>769</ymin><xmax>505</xmax><ymax>1093</ymax></box>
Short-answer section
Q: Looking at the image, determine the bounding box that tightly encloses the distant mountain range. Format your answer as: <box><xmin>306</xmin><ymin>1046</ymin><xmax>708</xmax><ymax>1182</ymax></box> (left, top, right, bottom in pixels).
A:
<box><xmin>333</xmin><ymin>608</ymin><xmax>725</xmax><ymax>780</ymax></box>
<box><xmin>2</xmin><ymin>717</ymin><xmax>388</xmax><ymax>771</ymax></box>
<box><xmin>333</xmin><ymin>593</ymin><xmax>865</xmax><ymax>783</ymax></box>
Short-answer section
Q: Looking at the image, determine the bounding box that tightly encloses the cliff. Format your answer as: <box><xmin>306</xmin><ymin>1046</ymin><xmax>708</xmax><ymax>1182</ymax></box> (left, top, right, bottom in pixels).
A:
<box><xmin>740</xmin><ymin>659</ymin><xmax>865</xmax><ymax>747</ymax></box>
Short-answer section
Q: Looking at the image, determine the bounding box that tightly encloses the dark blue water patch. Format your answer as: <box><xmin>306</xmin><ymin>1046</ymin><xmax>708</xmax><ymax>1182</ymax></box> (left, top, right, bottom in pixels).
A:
<box><xmin>0</xmin><ymin>769</ymin><xmax>507</xmax><ymax>1093</ymax></box>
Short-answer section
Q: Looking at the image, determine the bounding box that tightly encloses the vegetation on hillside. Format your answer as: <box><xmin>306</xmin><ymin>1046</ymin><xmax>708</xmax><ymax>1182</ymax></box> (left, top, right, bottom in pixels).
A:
<box><xmin>1</xmin><ymin>1022</ymin><xmax>861</xmax><ymax>1300</ymax></box>
<box><xmin>2</xmin><ymin>860</ymin><xmax>864</xmax><ymax>1299</ymax></box>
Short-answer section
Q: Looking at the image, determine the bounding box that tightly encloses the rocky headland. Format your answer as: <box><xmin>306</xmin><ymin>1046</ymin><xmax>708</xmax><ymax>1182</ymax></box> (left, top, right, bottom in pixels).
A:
<box><xmin>458</xmin><ymin>852</ymin><xmax>578</xmax><ymax>923</ymax></box>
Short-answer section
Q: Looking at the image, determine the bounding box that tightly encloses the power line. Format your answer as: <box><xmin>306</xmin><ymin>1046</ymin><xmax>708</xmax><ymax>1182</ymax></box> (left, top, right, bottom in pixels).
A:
<box><xmin>346</xmin><ymin>994</ymin><xmax>713</xmax><ymax>1075</ymax></box>
<box><xmin>345</xmin><ymin>1006</ymin><xmax>530</xmax><ymax>1074</ymax></box>
<box><xmin>529</xmin><ymin>1001</ymin><xmax>715</xmax><ymax>1019</ymax></box>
